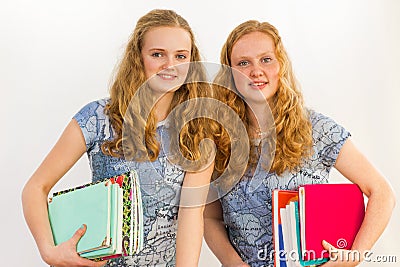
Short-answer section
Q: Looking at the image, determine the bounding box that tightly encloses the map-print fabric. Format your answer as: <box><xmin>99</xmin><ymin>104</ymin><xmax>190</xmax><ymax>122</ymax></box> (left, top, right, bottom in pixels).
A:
<box><xmin>219</xmin><ymin>110</ymin><xmax>351</xmax><ymax>267</ymax></box>
<box><xmin>73</xmin><ymin>98</ymin><xmax>183</xmax><ymax>267</ymax></box>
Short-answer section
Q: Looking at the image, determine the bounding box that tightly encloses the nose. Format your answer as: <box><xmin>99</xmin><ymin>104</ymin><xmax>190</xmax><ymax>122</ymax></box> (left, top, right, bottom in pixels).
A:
<box><xmin>162</xmin><ymin>56</ymin><xmax>177</xmax><ymax>70</ymax></box>
<box><xmin>249</xmin><ymin>63</ymin><xmax>264</xmax><ymax>78</ymax></box>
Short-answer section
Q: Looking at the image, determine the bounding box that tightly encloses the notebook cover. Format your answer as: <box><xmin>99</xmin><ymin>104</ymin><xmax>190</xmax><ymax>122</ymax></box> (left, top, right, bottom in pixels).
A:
<box><xmin>272</xmin><ymin>190</ymin><xmax>298</xmax><ymax>267</ymax></box>
<box><xmin>82</xmin><ymin>171</ymin><xmax>138</xmax><ymax>259</ymax></box>
<box><xmin>294</xmin><ymin>200</ymin><xmax>328</xmax><ymax>267</ymax></box>
<box><xmin>288</xmin><ymin>201</ymin><xmax>299</xmax><ymax>264</ymax></box>
<box><xmin>299</xmin><ymin>184</ymin><xmax>365</xmax><ymax>263</ymax></box>
<box><xmin>102</xmin><ymin>171</ymin><xmax>135</xmax><ymax>257</ymax></box>
<box><xmin>48</xmin><ymin>180</ymin><xmax>112</xmax><ymax>254</ymax></box>
<box><xmin>132</xmin><ymin>169</ymin><xmax>145</xmax><ymax>253</ymax></box>
<box><xmin>49</xmin><ymin>170</ymin><xmax>140</xmax><ymax>260</ymax></box>
<box><xmin>135</xmin><ymin>170</ymin><xmax>144</xmax><ymax>251</ymax></box>
<box><xmin>80</xmin><ymin>183</ymin><xmax>122</xmax><ymax>259</ymax></box>
<box><xmin>120</xmin><ymin>171</ymin><xmax>134</xmax><ymax>256</ymax></box>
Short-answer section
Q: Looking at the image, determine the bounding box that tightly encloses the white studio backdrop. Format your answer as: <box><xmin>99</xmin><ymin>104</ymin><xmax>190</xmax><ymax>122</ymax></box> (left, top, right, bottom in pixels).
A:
<box><xmin>1</xmin><ymin>0</ymin><xmax>399</xmax><ymax>266</ymax></box>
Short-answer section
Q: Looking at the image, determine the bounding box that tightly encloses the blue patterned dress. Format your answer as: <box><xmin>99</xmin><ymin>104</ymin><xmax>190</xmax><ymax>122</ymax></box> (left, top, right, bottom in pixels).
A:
<box><xmin>219</xmin><ymin>110</ymin><xmax>351</xmax><ymax>267</ymax></box>
<box><xmin>73</xmin><ymin>98</ymin><xmax>184</xmax><ymax>267</ymax></box>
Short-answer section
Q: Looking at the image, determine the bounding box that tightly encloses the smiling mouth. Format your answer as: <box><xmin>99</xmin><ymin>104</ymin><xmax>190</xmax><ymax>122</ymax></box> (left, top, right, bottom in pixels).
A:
<box><xmin>249</xmin><ymin>82</ymin><xmax>268</xmax><ymax>89</ymax></box>
<box><xmin>157</xmin><ymin>73</ymin><xmax>178</xmax><ymax>80</ymax></box>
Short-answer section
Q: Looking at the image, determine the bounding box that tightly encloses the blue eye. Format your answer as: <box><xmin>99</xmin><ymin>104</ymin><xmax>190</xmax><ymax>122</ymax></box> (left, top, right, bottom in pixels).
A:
<box><xmin>176</xmin><ymin>54</ymin><xmax>187</xmax><ymax>59</ymax></box>
<box><xmin>262</xmin><ymin>57</ymin><xmax>272</xmax><ymax>63</ymax></box>
<box><xmin>152</xmin><ymin>52</ymin><xmax>163</xmax><ymax>57</ymax></box>
<box><xmin>238</xmin><ymin>61</ymin><xmax>249</xmax><ymax>67</ymax></box>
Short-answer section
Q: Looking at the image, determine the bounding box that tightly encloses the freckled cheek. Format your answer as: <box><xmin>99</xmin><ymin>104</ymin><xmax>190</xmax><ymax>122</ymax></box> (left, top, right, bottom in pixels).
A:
<box><xmin>231</xmin><ymin>71</ymin><xmax>250</xmax><ymax>91</ymax></box>
<box><xmin>143</xmin><ymin>60</ymin><xmax>160</xmax><ymax>79</ymax></box>
<box><xmin>177</xmin><ymin>64</ymin><xmax>190</xmax><ymax>77</ymax></box>
<box><xmin>232</xmin><ymin>66</ymin><xmax>251</xmax><ymax>81</ymax></box>
<box><xmin>267</xmin><ymin>65</ymin><xmax>280</xmax><ymax>82</ymax></box>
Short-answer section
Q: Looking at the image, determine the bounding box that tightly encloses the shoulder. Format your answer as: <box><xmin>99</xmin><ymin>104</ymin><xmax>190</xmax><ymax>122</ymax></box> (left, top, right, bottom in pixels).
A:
<box><xmin>308</xmin><ymin>109</ymin><xmax>349</xmax><ymax>138</ymax></box>
<box><xmin>73</xmin><ymin>98</ymin><xmax>110</xmax><ymax>124</ymax></box>
<box><xmin>74</xmin><ymin>98</ymin><xmax>109</xmax><ymax>118</ymax></box>
<box><xmin>72</xmin><ymin>98</ymin><xmax>111</xmax><ymax>149</ymax></box>
<box><xmin>307</xmin><ymin>109</ymin><xmax>351</xmax><ymax>163</ymax></box>
<box><xmin>308</xmin><ymin>109</ymin><xmax>336</xmax><ymax>127</ymax></box>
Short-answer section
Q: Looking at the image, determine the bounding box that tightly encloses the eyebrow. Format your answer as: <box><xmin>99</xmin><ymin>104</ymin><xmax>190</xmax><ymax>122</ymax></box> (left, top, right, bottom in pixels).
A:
<box><xmin>148</xmin><ymin>48</ymin><xmax>190</xmax><ymax>53</ymax></box>
<box><xmin>234</xmin><ymin>51</ymin><xmax>275</xmax><ymax>59</ymax></box>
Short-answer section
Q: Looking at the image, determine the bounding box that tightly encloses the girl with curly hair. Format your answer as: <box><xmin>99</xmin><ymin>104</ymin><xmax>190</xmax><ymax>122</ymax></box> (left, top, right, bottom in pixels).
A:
<box><xmin>204</xmin><ymin>20</ymin><xmax>395</xmax><ymax>267</ymax></box>
<box><xmin>22</xmin><ymin>9</ymin><xmax>214</xmax><ymax>267</ymax></box>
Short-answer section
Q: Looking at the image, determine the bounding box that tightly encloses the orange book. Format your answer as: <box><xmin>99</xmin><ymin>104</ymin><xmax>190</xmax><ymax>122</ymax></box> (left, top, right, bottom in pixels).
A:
<box><xmin>272</xmin><ymin>190</ymin><xmax>298</xmax><ymax>267</ymax></box>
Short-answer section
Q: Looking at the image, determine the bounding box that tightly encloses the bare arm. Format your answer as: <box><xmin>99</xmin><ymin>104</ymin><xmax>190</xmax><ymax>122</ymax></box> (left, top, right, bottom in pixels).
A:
<box><xmin>22</xmin><ymin>119</ymin><xmax>106</xmax><ymax>267</ymax></box>
<box><xmin>175</xmin><ymin>162</ymin><xmax>214</xmax><ymax>267</ymax></box>
<box><xmin>203</xmin><ymin>199</ymin><xmax>249</xmax><ymax>267</ymax></box>
<box><xmin>322</xmin><ymin>138</ymin><xmax>396</xmax><ymax>266</ymax></box>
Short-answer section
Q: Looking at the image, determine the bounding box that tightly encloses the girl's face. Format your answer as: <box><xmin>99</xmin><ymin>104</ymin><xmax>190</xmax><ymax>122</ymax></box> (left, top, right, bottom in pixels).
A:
<box><xmin>141</xmin><ymin>26</ymin><xmax>191</xmax><ymax>97</ymax></box>
<box><xmin>230</xmin><ymin>31</ymin><xmax>280</xmax><ymax>105</ymax></box>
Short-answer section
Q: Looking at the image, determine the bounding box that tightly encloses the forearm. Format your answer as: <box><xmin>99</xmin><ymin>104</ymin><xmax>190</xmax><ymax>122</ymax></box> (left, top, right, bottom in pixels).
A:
<box><xmin>204</xmin><ymin>217</ymin><xmax>244</xmax><ymax>266</ymax></box>
<box><xmin>176</xmin><ymin>206</ymin><xmax>205</xmax><ymax>267</ymax></box>
<box><xmin>351</xmin><ymin>185</ymin><xmax>396</xmax><ymax>254</ymax></box>
<box><xmin>22</xmin><ymin>180</ymin><xmax>55</xmax><ymax>263</ymax></box>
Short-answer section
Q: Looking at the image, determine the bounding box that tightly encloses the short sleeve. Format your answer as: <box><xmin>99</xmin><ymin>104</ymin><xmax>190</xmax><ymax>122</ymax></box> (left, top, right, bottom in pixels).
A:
<box><xmin>73</xmin><ymin>99</ymin><xmax>108</xmax><ymax>151</ymax></box>
<box><xmin>310</xmin><ymin>110</ymin><xmax>351</xmax><ymax>168</ymax></box>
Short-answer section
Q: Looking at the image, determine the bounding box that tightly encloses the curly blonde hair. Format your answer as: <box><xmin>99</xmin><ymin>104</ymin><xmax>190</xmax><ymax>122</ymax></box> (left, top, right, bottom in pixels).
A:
<box><xmin>101</xmin><ymin>9</ymin><xmax>212</xmax><ymax>167</ymax></box>
<box><xmin>216</xmin><ymin>20</ymin><xmax>313</xmax><ymax>175</ymax></box>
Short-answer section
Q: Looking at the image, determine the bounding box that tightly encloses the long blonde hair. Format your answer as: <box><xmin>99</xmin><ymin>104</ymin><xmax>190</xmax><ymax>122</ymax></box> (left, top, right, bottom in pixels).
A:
<box><xmin>102</xmin><ymin>9</ymin><xmax>212</xmax><ymax>167</ymax></box>
<box><xmin>216</xmin><ymin>20</ymin><xmax>313</xmax><ymax>175</ymax></box>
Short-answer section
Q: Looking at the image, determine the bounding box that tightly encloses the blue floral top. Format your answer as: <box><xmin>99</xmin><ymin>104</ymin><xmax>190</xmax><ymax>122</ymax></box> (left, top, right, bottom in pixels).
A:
<box><xmin>219</xmin><ymin>110</ymin><xmax>351</xmax><ymax>267</ymax></box>
<box><xmin>73</xmin><ymin>98</ymin><xmax>184</xmax><ymax>267</ymax></box>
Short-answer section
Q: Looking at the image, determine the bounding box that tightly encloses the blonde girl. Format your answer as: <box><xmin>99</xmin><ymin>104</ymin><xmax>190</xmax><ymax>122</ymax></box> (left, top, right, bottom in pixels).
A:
<box><xmin>204</xmin><ymin>20</ymin><xmax>395</xmax><ymax>267</ymax></box>
<box><xmin>22</xmin><ymin>9</ymin><xmax>214</xmax><ymax>267</ymax></box>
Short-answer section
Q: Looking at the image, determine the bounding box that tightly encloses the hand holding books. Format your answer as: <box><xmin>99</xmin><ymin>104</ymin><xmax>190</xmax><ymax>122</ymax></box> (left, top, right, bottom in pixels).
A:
<box><xmin>47</xmin><ymin>170</ymin><xmax>143</xmax><ymax>261</ymax></box>
<box><xmin>272</xmin><ymin>184</ymin><xmax>365</xmax><ymax>267</ymax></box>
<box><xmin>319</xmin><ymin>240</ymin><xmax>363</xmax><ymax>267</ymax></box>
<box><xmin>42</xmin><ymin>224</ymin><xmax>108</xmax><ymax>267</ymax></box>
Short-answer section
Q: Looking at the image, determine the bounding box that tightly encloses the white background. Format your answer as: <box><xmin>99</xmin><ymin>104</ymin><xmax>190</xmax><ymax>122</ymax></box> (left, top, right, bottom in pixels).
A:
<box><xmin>1</xmin><ymin>0</ymin><xmax>399</xmax><ymax>266</ymax></box>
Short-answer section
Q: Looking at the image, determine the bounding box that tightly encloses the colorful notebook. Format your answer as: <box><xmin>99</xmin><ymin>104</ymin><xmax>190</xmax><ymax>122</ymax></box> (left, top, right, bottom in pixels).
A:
<box><xmin>272</xmin><ymin>190</ymin><xmax>298</xmax><ymax>267</ymax></box>
<box><xmin>48</xmin><ymin>170</ymin><xmax>143</xmax><ymax>260</ymax></box>
<box><xmin>273</xmin><ymin>184</ymin><xmax>365</xmax><ymax>267</ymax></box>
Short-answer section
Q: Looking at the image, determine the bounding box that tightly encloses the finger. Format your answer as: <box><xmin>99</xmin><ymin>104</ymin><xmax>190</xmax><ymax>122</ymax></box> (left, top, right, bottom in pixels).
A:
<box><xmin>322</xmin><ymin>240</ymin><xmax>343</xmax><ymax>264</ymax></box>
<box><xmin>319</xmin><ymin>262</ymin><xmax>333</xmax><ymax>267</ymax></box>
<box><xmin>94</xmin><ymin>260</ymin><xmax>108</xmax><ymax>267</ymax></box>
<box><xmin>322</xmin><ymin>240</ymin><xmax>335</xmax><ymax>252</ymax></box>
<box><xmin>76</xmin><ymin>257</ymin><xmax>108</xmax><ymax>267</ymax></box>
<box><xmin>85</xmin><ymin>260</ymin><xmax>108</xmax><ymax>267</ymax></box>
<box><xmin>70</xmin><ymin>224</ymin><xmax>87</xmax><ymax>245</ymax></box>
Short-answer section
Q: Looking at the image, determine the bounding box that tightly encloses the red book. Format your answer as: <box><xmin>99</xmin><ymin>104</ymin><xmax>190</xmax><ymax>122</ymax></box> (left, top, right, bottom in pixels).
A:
<box><xmin>298</xmin><ymin>183</ymin><xmax>365</xmax><ymax>264</ymax></box>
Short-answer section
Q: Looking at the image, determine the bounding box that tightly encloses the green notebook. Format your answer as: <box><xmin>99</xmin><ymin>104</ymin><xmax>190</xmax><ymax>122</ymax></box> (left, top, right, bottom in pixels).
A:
<box><xmin>48</xmin><ymin>180</ymin><xmax>118</xmax><ymax>254</ymax></box>
<box><xmin>79</xmin><ymin>182</ymin><xmax>123</xmax><ymax>259</ymax></box>
<box><xmin>48</xmin><ymin>170</ymin><xmax>143</xmax><ymax>260</ymax></box>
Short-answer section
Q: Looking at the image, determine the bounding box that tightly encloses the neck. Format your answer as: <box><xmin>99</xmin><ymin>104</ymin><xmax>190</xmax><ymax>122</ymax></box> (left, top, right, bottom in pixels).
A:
<box><xmin>246</xmin><ymin>102</ymin><xmax>274</xmax><ymax>138</ymax></box>
<box><xmin>153</xmin><ymin>92</ymin><xmax>174</xmax><ymax>122</ymax></box>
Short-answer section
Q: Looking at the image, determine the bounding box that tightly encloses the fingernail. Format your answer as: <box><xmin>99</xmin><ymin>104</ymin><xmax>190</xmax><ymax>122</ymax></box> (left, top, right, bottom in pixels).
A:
<box><xmin>80</xmin><ymin>224</ymin><xmax>85</xmax><ymax>229</ymax></box>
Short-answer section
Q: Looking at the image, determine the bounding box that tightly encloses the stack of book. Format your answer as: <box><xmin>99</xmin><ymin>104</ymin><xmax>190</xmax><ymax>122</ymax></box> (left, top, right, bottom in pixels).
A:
<box><xmin>48</xmin><ymin>170</ymin><xmax>143</xmax><ymax>260</ymax></box>
<box><xmin>272</xmin><ymin>184</ymin><xmax>365</xmax><ymax>267</ymax></box>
